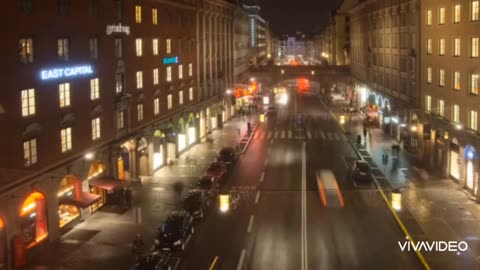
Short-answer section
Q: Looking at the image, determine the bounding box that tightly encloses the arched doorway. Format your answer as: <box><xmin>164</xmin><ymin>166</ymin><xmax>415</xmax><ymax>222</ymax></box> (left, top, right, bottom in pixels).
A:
<box><xmin>137</xmin><ymin>137</ymin><xmax>149</xmax><ymax>176</ymax></box>
<box><xmin>0</xmin><ymin>218</ymin><xmax>5</xmax><ymax>270</ymax></box>
<box><xmin>117</xmin><ymin>146</ymin><xmax>130</xmax><ymax>180</ymax></box>
<box><xmin>20</xmin><ymin>192</ymin><xmax>48</xmax><ymax>249</ymax></box>
<box><xmin>58</xmin><ymin>176</ymin><xmax>81</xmax><ymax>228</ymax></box>
<box><xmin>464</xmin><ymin>145</ymin><xmax>477</xmax><ymax>194</ymax></box>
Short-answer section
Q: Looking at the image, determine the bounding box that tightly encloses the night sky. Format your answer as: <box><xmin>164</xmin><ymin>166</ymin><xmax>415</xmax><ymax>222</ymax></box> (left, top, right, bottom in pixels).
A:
<box><xmin>259</xmin><ymin>0</ymin><xmax>343</xmax><ymax>36</ymax></box>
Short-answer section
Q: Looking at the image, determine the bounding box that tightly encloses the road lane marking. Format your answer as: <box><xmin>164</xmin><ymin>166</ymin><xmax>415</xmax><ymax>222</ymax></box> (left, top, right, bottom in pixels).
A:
<box><xmin>236</xmin><ymin>249</ymin><xmax>246</xmax><ymax>270</ymax></box>
<box><xmin>260</xmin><ymin>172</ymin><xmax>265</xmax><ymax>183</ymax></box>
<box><xmin>255</xmin><ymin>191</ymin><xmax>261</xmax><ymax>204</ymax></box>
<box><xmin>301</xmin><ymin>142</ymin><xmax>308</xmax><ymax>270</ymax></box>
<box><xmin>288</xmin><ymin>130</ymin><xmax>293</xmax><ymax>139</ymax></box>
<box><xmin>209</xmin><ymin>256</ymin><xmax>219</xmax><ymax>270</ymax></box>
<box><xmin>327</xmin><ymin>132</ymin><xmax>333</xmax><ymax>140</ymax></box>
<box><xmin>317</xmin><ymin>177</ymin><xmax>327</xmax><ymax>207</ymax></box>
<box><xmin>247</xmin><ymin>215</ymin><xmax>255</xmax><ymax>233</ymax></box>
<box><xmin>333</xmin><ymin>181</ymin><xmax>345</xmax><ymax>207</ymax></box>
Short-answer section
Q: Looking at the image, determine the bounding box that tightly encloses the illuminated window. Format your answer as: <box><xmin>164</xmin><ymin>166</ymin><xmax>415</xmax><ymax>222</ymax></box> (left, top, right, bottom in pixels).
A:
<box><xmin>117</xmin><ymin>111</ymin><xmax>125</xmax><ymax>129</ymax></box>
<box><xmin>189</xmin><ymin>87</ymin><xmax>193</xmax><ymax>101</ymax></box>
<box><xmin>167</xmin><ymin>94</ymin><xmax>172</xmax><ymax>110</ymax></box>
<box><xmin>154</xmin><ymin>98</ymin><xmax>160</xmax><ymax>115</ymax></box>
<box><xmin>152</xmin><ymin>38</ymin><xmax>158</xmax><ymax>55</ymax></box>
<box><xmin>90</xmin><ymin>78</ymin><xmax>100</xmax><ymax>100</ymax></box>
<box><xmin>473</xmin><ymin>1</ymin><xmax>479</xmax><ymax>21</ymax></box>
<box><xmin>453</xmin><ymin>104</ymin><xmax>460</xmax><ymax>122</ymax></box>
<box><xmin>136</xmin><ymin>71</ymin><xmax>143</xmax><ymax>89</ymax></box>
<box><xmin>59</xmin><ymin>83</ymin><xmax>71</xmax><ymax>108</ymax></box>
<box><xmin>427</xmin><ymin>67</ymin><xmax>432</xmax><ymax>83</ymax></box>
<box><xmin>137</xmin><ymin>104</ymin><xmax>143</xmax><ymax>121</ymax></box>
<box><xmin>470</xmin><ymin>110</ymin><xmax>478</xmax><ymax>130</ymax></box>
<box><xmin>115</xmin><ymin>73</ymin><xmax>124</xmax><ymax>93</ymax></box>
<box><xmin>453</xmin><ymin>71</ymin><xmax>461</xmax><ymax>90</ymax></box>
<box><xmin>115</xmin><ymin>38</ymin><xmax>123</xmax><ymax>58</ymax></box>
<box><xmin>57</xmin><ymin>38</ymin><xmax>69</xmax><ymax>60</ymax></box>
<box><xmin>60</xmin><ymin>127</ymin><xmax>72</xmax><ymax>152</ymax></box>
<box><xmin>152</xmin><ymin>8</ymin><xmax>158</xmax><ymax>25</ymax></box>
<box><xmin>136</xmin><ymin>38</ymin><xmax>143</xmax><ymax>56</ymax></box>
<box><xmin>426</xmin><ymin>38</ymin><xmax>432</xmax><ymax>54</ymax></box>
<box><xmin>188</xmin><ymin>63</ymin><xmax>193</xmax><ymax>77</ymax></box>
<box><xmin>19</xmin><ymin>38</ymin><xmax>33</xmax><ymax>63</ymax></box>
<box><xmin>471</xmin><ymin>74</ymin><xmax>479</xmax><ymax>94</ymax></box>
<box><xmin>178</xmin><ymin>65</ymin><xmax>183</xmax><ymax>79</ymax></box>
<box><xmin>426</xmin><ymin>9</ymin><xmax>432</xmax><ymax>25</ymax></box>
<box><xmin>472</xmin><ymin>37</ymin><xmax>479</xmax><ymax>57</ymax></box>
<box><xmin>439</xmin><ymin>38</ymin><xmax>445</xmax><ymax>55</ymax></box>
<box><xmin>166</xmin><ymin>38</ymin><xmax>171</xmax><ymax>54</ymax></box>
<box><xmin>439</xmin><ymin>69</ymin><xmax>445</xmax><ymax>86</ymax></box>
<box><xmin>91</xmin><ymin>117</ymin><xmax>101</xmax><ymax>140</ymax></box>
<box><xmin>135</xmin><ymin>5</ymin><xmax>142</xmax><ymax>23</ymax></box>
<box><xmin>453</xmin><ymin>38</ymin><xmax>461</xmax><ymax>56</ymax></box>
<box><xmin>21</xmin><ymin>88</ymin><xmax>35</xmax><ymax>117</ymax></box>
<box><xmin>438</xmin><ymin>100</ymin><xmax>445</xmax><ymax>117</ymax></box>
<box><xmin>153</xmin><ymin>68</ymin><xmax>159</xmax><ymax>85</ymax></box>
<box><xmin>425</xmin><ymin>95</ymin><xmax>432</xmax><ymax>112</ymax></box>
<box><xmin>23</xmin><ymin>138</ymin><xmax>37</xmax><ymax>167</ymax></box>
<box><xmin>453</xmin><ymin>4</ymin><xmax>461</xmax><ymax>23</ymax></box>
<box><xmin>439</xmin><ymin>7</ymin><xmax>445</xmax><ymax>24</ymax></box>
<box><xmin>166</xmin><ymin>66</ymin><xmax>172</xmax><ymax>82</ymax></box>
<box><xmin>89</xmin><ymin>37</ymin><xmax>98</xmax><ymax>59</ymax></box>
<box><xmin>179</xmin><ymin>90</ymin><xmax>184</xmax><ymax>105</ymax></box>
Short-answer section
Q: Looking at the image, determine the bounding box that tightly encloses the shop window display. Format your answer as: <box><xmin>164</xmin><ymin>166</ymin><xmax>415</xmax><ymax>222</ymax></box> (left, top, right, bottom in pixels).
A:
<box><xmin>58</xmin><ymin>204</ymin><xmax>79</xmax><ymax>228</ymax></box>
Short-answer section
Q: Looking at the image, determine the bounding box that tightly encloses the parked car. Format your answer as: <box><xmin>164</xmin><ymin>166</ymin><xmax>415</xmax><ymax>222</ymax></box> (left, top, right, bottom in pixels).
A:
<box><xmin>204</xmin><ymin>161</ymin><xmax>228</xmax><ymax>183</ymax></box>
<box><xmin>131</xmin><ymin>252</ymin><xmax>171</xmax><ymax>270</ymax></box>
<box><xmin>218</xmin><ymin>147</ymin><xmax>237</xmax><ymax>171</ymax></box>
<box><xmin>181</xmin><ymin>190</ymin><xmax>210</xmax><ymax>219</ymax></box>
<box><xmin>155</xmin><ymin>210</ymin><xmax>194</xmax><ymax>252</ymax></box>
<box><xmin>196</xmin><ymin>175</ymin><xmax>219</xmax><ymax>199</ymax></box>
<box><xmin>352</xmin><ymin>160</ymin><xmax>372</xmax><ymax>183</ymax></box>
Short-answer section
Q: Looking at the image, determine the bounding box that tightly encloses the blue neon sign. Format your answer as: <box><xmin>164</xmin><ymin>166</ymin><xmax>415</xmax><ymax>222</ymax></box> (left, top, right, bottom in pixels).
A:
<box><xmin>40</xmin><ymin>65</ymin><xmax>94</xmax><ymax>80</ymax></box>
<box><xmin>162</xmin><ymin>56</ymin><xmax>179</xmax><ymax>65</ymax></box>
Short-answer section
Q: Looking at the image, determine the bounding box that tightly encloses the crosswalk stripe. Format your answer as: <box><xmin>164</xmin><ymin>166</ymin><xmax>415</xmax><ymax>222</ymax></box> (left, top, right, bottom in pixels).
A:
<box><xmin>307</xmin><ymin>131</ymin><xmax>312</xmax><ymax>139</ymax></box>
<box><xmin>281</xmin><ymin>130</ymin><xmax>285</xmax><ymax>139</ymax></box>
<box><xmin>334</xmin><ymin>133</ymin><xmax>341</xmax><ymax>141</ymax></box>
<box><xmin>288</xmin><ymin>130</ymin><xmax>293</xmax><ymax>139</ymax></box>
<box><xmin>320</xmin><ymin>131</ymin><xmax>326</xmax><ymax>140</ymax></box>
<box><xmin>327</xmin><ymin>133</ymin><xmax>333</xmax><ymax>140</ymax></box>
<box><xmin>267</xmin><ymin>131</ymin><xmax>272</xmax><ymax>140</ymax></box>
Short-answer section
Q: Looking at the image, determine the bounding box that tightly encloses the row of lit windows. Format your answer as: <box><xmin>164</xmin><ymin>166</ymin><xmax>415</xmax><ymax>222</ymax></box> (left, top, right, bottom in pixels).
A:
<box><xmin>426</xmin><ymin>68</ymin><xmax>480</xmax><ymax>94</ymax></box>
<box><xmin>20</xmin><ymin>37</ymin><xmax>193</xmax><ymax>63</ymax></box>
<box><xmin>22</xmin><ymin>87</ymin><xmax>195</xmax><ymax>167</ymax></box>
<box><xmin>136</xmin><ymin>64</ymin><xmax>193</xmax><ymax>88</ymax></box>
<box><xmin>424</xmin><ymin>96</ymin><xmax>478</xmax><ymax>131</ymax></box>
<box><xmin>426</xmin><ymin>1</ymin><xmax>479</xmax><ymax>26</ymax></box>
<box><xmin>426</xmin><ymin>37</ymin><xmax>479</xmax><ymax>57</ymax></box>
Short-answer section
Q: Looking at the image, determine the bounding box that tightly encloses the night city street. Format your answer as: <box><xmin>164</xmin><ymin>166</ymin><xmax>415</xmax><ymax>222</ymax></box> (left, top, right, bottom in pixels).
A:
<box><xmin>4</xmin><ymin>0</ymin><xmax>480</xmax><ymax>270</ymax></box>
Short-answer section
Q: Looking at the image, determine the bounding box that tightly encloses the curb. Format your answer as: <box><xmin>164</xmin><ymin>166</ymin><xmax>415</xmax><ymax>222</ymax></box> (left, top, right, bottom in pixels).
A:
<box><xmin>319</xmin><ymin>97</ymin><xmax>431</xmax><ymax>270</ymax></box>
<box><xmin>240</xmin><ymin>123</ymin><xmax>259</xmax><ymax>155</ymax></box>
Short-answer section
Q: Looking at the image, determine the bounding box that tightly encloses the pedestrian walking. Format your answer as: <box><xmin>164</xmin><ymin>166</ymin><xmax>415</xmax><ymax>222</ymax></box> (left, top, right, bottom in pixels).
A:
<box><xmin>247</xmin><ymin>122</ymin><xmax>251</xmax><ymax>133</ymax></box>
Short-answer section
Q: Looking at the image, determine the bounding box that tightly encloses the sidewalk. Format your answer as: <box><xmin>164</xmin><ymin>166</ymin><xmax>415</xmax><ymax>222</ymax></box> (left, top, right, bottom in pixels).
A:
<box><xmin>331</xmin><ymin>100</ymin><xmax>480</xmax><ymax>269</ymax></box>
<box><xmin>26</xmin><ymin>114</ymin><xmax>258</xmax><ymax>270</ymax></box>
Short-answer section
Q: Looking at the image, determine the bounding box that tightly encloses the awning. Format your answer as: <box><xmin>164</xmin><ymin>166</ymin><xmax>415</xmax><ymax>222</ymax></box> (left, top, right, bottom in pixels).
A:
<box><xmin>61</xmin><ymin>192</ymin><xmax>100</xmax><ymax>208</ymax></box>
<box><xmin>89</xmin><ymin>177</ymin><xmax>123</xmax><ymax>191</ymax></box>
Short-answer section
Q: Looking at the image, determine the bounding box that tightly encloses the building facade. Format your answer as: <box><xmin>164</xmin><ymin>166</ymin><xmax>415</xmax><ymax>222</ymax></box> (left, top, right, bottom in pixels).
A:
<box><xmin>419</xmin><ymin>0</ymin><xmax>480</xmax><ymax>200</ymax></box>
<box><xmin>243</xmin><ymin>4</ymin><xmax>267</xmax><ymax>66</ymax></box>
<box><xmin>233</xmin><ymin>4</ymin><xmax>251</xmax><ymax>82</ymax></box>
<box><xmin>0</xmin><ymin>0</ymin><xmax>236</xmax><ymax>269</ymax></box>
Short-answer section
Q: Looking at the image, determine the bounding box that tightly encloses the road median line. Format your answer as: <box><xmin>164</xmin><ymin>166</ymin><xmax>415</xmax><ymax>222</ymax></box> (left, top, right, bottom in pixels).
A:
<box><xmin>320</xmin><ymin>98</ymin><xmax>431</xmax><ymax>270</ymax></box>
<box><xmin>209</xmin><ymin>256</ymin><xmax>219</xmax><ymax>270</ymax></box>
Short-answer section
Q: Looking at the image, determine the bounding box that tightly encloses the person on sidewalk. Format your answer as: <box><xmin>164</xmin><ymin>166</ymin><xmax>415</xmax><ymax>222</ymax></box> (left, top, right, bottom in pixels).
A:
<box><xmin>247</xmin><ymin>122</ymin><xmax>251</xmax><ymax>133</ymax></box>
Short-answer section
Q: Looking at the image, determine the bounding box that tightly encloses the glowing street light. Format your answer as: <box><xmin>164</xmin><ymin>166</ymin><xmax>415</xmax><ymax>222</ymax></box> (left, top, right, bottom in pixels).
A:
<box><xmin>225</xmin><ymin>89</ymin><xmax>232</xmax><ymax>95</ymax></box>
<box><xmin>259</xmin><ymin>114</ymin><xmax>265</xmax><ymax>123</ymax></box>
<box><xmin>281</xmin><ymin>69</ymin><xmax>285</xmax><ymax>74</ymax></box>
<box><xmin>392</xmin><ymin>189</ymin><xmax>402</xmax><ymax>211</ymax></box>
<box><xmin>339</xmin><ymin>114</ymin><xmax>346</xmax><ymax>125</ymax></box>
<box><xmin>249</xmin><ymin>77</ymin><xmax>256</xmax><ymax>82</ymax></box>
<box><xmin>84</xmin><ymin>152</ymin><xmax>94</xmax><ymax>160</ymax></box>
<box><xmin>219</xmin><ymin>194</ymin><xmax>230</xmax><ymax>213</ymax></box>
<box><xmin>410</xmin><ymin>125</ymin><xmax>417</xmax><ymax>132</ymax></box>
<box><xmin>311</xmin><ymin>70</ymin><xmax>315</xmax><ymax>75</ymax></box>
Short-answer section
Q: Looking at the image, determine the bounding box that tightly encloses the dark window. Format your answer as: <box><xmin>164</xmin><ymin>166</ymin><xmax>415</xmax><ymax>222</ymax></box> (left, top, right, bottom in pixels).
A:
<box><xmin>114</xmin><ymin>0</ymin><xmax>123</xmax><ymax>21</ymax></box>
<box><xmin>89</xmin><ymin>0</ymin><xmax>99</xmax><ymax>17</ymax></box>
<box><xmin>20</xmin><ymin>0</ymin><xmax>33</xmax><ymax>15</ymax></box>
<box><xmin>89</xmin><ymin>37</ymin><xmax>99</xmax><ymax>59</ymax></box>
<box><xmin>178</xmin><ymin>38</ymin><xmax>182</xmax><ymax>54</ymax></box>
<box><xmin>57</xmin><ymin>0</ymin><xmax>71</xmax><ymax>16</ymax></box>
<box><xmin>115</xmin><ymin>38</ymin><xmax>123</xmax><ymax>58</ymax></box>
<box><xmin>19</xmin><ymin>38</ymin><xmax>34</xmax><ymax>63</ymax></box>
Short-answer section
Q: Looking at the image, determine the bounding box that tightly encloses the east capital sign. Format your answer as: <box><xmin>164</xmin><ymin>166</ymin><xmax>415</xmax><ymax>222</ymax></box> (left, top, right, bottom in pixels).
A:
<box><xmin>40</xmin><ymin>65</ymin><xmax>94</xmax><ymax>80</ymax></box>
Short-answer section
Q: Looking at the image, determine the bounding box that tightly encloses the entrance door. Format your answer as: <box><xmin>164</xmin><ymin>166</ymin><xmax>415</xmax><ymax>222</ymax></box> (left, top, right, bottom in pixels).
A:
<box><xmin>466</xmin><ymin>160</ymin><xmax>475</xmax><ymax>190</ymax></box>
<box><xmin>139</xmin><ymin>154</ymin><xmax>149</xmax><ymax>176</ymax></box>
<box><xmin>450</xmin><ymin>151</ymin><xmax>460</xmax><ymax>179</ymax></box>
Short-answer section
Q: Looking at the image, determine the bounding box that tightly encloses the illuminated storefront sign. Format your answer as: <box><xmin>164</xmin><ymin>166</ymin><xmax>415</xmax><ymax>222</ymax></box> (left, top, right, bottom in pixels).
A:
<box><xmin>40</xmin><ymin>65</ymin><xmax>94</xmax><ymax>80</ymax></box>
<box><xmin>106</xmin><ymin>23</ymin><xmax>131</xmax><ymax>35</ymax></box>
<box><xmin>162</xmin><ymin>56</ymin><xmax>179</xmax><ymax>65</ymax></box>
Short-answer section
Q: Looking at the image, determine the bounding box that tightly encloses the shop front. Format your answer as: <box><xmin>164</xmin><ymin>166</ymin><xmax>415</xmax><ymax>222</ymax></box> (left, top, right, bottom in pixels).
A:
<box><xmin>116</xmin><ymin>146</ymin><xmax>130</xmax><ymax>180</ymax></box>
<box><xmin>434</xmin><ymin>130</ymin><xmax>449</xmax><ymax>175</ymax></box>
<box><xmin>19</xmin><ymin>192</ymin><xmax>48</xmax><ymax>249</ymax></box>
<box><xmin>177</xmin><ymin>118</ymin><xmax>187</xmax><ymax>153</ymax></box>
<box><xmin>89</xmin><ymin>177</ymin><xmax>125</xmax><ymax>210</ymax></box>
<box><xmin>187</xmin><ymin>113</ymin><xmax>197</xmax><ymax>146</ymax></box>
<box><xmin>200</xmin><ymin>110</ymin><xmax>206</xmax><ymax>139</ymax></box>
<box><xmin>0</xmin><ymin>218</ymin><xmax>5</xmax><ymax>270</ymax></box>
<box><xmin>137</xmin><ymin>138</ymin><xmax>149</xmax><ymax>177</ymax></box>
<box><xmin>152</xmin><ymin>130</ymin><xmax>166</xmax><ymax>171</ymax></box>
<box><xmin>57</xmin><ymin>175</ymin><xmax>100</xmax><ymax>230</ymax></box>
<box><xmin>449</xmin><ymin>138</ymin><xmax>462</xmax><ymax>181</ymax></box>
<box><xmin>464</xmin><ymin>145</ymin><xmax>478</xmax><ymax>194</ymax></box>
